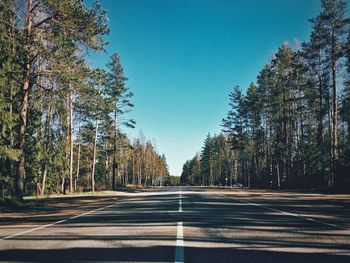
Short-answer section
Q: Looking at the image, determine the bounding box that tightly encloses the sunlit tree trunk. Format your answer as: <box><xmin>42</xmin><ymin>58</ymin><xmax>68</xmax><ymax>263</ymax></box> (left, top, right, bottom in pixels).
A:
<box><xmin>112</xmin><ymin>108</ymin><xmax>117</xmax><ymax>190</ymax></box>
<box><xmin>330</xmin><ymin>28</ymin><xmax>338</xmax><ymax>189</ymax></box>
<box><xmin>75</xmin><ymin>115</ymin><xmax>81</xmax><ymax>191</ymax></box>
<box><xmin>40</xmin><ymin>105</ymin><xmax>52</xmax><ymax>196</ymax></box>
<box><xmin>69</xmin><ymin>85</ymin><xmax>74</xmax><ymax>192</ymax></box>
<box><xmin>16</xmin><ymin>0</ymin><xmax>33</xmax><ymax>201</ymax></box>
<box><xmin>91</xmin><ymin>117</ymin><xmax>99</xmax><ymax>192</ymax></box>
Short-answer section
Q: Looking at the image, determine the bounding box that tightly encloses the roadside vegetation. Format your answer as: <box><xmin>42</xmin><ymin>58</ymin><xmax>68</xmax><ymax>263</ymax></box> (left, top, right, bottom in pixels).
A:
<box><xmin>181</xmin><ymin>0</ymin><xmax>350</xmax><ymax>192</ymax></box>
<box><xmin>0</xmin><ymin>0</ymin><xmax>171</xmax><ymax>202</ymax></box>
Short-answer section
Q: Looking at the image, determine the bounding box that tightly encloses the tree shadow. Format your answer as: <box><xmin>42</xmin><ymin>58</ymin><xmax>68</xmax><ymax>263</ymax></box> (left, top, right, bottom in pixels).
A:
<box><xmin>1</xmin><ymin>246</ymin><xmax>349</xmax><ymax>263</ymax></box>
<box><xmin>1</xmin><ymin>189</ymin><xmax>350</xmax><ymax>262</ymax></box>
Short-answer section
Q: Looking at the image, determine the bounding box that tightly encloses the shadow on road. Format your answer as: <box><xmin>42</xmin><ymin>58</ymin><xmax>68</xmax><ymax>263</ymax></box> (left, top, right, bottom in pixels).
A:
<box><xmin>1</xmin><ymin>246</ymin><xmax>349</xmax><ymax>263</ymax></box>
<box><xmin>1</xmin><ymin>189</ymin><xmax>350</xmax><ymax>262</ymax></box>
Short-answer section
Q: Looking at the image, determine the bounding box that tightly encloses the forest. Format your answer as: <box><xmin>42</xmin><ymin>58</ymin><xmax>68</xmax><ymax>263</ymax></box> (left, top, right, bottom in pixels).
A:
<box><xmin>181</xmin><ymin>0</ymin><xmax>350</xmax><ymax>191</ymax></box>
<box><xmin>0</xmin><ymin>0</ymin><xmax>170</xmax><ymax>201</ymax></box>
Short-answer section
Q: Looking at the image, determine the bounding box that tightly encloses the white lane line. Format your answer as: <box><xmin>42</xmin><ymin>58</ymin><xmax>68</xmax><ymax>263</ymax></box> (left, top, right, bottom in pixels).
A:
<box><xmin>178</xmin><ymin>188</ymin><xmax>182</xmax><ymax>212</ymax></box>
<box><xmin>1</xmin><ymin>203</ymin><xmax>117</xmax><ymax>240</ymax></box>
<box><xmin>216</xmin><ymin>193</ymin><xmax>348</xmax><ymax>230</ymax></box>
<box><xmin>175</xmin><ymin>222</ymin><xmax>184</xmax><ymax>263</ymax></box>
<box><xmin>238</xmin><ymin>199</ymin><xmax>347</xmax><ymax>230</ymax></box>
<box><xmin>175</xmin><ymin>188</ymin><xmax>184</xmax><ymax>263</ymax></box>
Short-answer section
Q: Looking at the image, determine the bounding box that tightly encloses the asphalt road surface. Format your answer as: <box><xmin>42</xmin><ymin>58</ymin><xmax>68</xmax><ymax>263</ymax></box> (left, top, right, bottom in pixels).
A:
<box><xmin>1</xmin><ymin>187</ymin><xmax>350</xmax><ymax>262</ymax></box>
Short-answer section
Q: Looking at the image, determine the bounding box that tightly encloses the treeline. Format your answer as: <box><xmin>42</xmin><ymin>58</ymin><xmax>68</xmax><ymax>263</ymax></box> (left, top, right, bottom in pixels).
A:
<box><xmin>0</xmin><ymin>0</ymin><xmax>169</xmax><ymax>201</ymax></box>
<box><xmin>181</xmin><ymin>134</ymin><xmax>234</xmax><ymax>186</ymax></box>
<box><xmin>181</xmin><ymin>0</ymin><xmax>350</xmax><ymax>190</ymax></box>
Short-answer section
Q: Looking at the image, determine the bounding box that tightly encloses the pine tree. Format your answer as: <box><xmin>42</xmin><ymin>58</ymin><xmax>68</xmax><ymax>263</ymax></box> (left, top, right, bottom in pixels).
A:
<box><xmin>200</xmin><ymin>134</ymin><xmax>215</xmax><ymax>186</ymax></box>
<box><xmin>14</xmin><ymin>0</ymin><xmax>109</xmax><ymax>200</ymax></box>
<box><xmin>0</xmin><ymin>0</ymin><xmax>21</xmax><ymax>197</ymax></box>
<box><xmin>316</xmin><ymin>0</ymin><xmax>348</xmax><ymax>187</ymax></box>
<box><xmin>222</xmin><ymin>86</ymin><xmax>250</xmax><ymax>186</ymax></box>
<box><xmin>244</xmin><ymin>82</ymin><xmax>262</xmax><ymax>186</ymax></box>
<box><xmin>105</xmin><ymin>53</ymin><xmax>135</xmax><ymax>190</ymax></box>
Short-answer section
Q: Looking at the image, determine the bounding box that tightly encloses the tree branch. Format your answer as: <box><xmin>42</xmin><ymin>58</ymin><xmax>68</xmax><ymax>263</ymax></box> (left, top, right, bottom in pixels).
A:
<box><xmin>33</xmin><ymin>15</ymin><xmax>55</xmax><ymax>28</ymax></box>
<box><xmin>30</xmin><ymin>1</ymin><xmax>41</xmax><ymax>13</ymax></box>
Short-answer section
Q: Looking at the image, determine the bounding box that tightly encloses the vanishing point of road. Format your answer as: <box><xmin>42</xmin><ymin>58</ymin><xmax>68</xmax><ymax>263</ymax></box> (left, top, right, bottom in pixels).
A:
<box><xmin>1</xmin><ymin>187</ymin><xmax>350</xmax><ymax>262</ymax></box>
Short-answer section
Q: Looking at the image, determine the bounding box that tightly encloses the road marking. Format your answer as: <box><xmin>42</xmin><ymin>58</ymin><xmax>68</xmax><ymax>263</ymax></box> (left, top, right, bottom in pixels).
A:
<box><xmin>1</xmin><ymin>203</ymin><xmax>117</xmax><ymax>240</ymax></box>
<box><xmin>175</xmin><ymin>221</ymin><xmax>184</xmax><ymax>263</ymax></box>
<box><xmin>239</xmin><ymin>199</ymin><xmax>347</xmax><ymax>230</ymax></box>
<box><xmin>175</xmin><ymin>188</ymin><xmax>184</xmax><ymax>263</ymax></box>
<box><xmin>178</xmin><ymin>188</ymin><xmax>182</xmax><ymax>212</ymax></box>
<box><xmin>215</xmin><ymin>193</ymin><xmax>348</xmax><ymax>230</ymax></box>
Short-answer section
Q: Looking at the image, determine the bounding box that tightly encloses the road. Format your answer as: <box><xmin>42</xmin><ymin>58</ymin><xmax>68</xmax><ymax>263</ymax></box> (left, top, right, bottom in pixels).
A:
<box><xmin>1</xmin><ymin>187</ymin><xmax>350</xmax><ymax>262</ymax></box>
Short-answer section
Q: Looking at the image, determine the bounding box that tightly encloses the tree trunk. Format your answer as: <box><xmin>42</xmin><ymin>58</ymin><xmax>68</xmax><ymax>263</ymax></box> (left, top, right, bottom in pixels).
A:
<box><xmin>91</xmin><ymin>116</ymin><xmax>99</xmax><ymax>192</ymax></box>
<box><xmin>69</xmin><ymin>85</ymin><xmax>74</xmax><ymax>192</ymax></box>
<box><xmin>247</xmin><ymin>162</ymin><xmax>251</xmax><ymax>188</ymax></box>
<box><xmin>234</xmin><ymin>158</ymin><xmax>237</xmax><ymax>184</ymax></box>
<box><xmin>132</xmin><ymin>152</ymin><xmax>135</xmax><ymax>185</ymax></box>
<box><xmin>40</xmin><ymin>163</ymin><xmax>47</xmax><ymax>196</ymax></box>
<box><xmin>270</xmin><ymin>155</ymin><xmax>273</xmax><ymax>188</ymax></box>
<box><xmin>330</xmin><ymin>28</ymin><xmax>338</xmax><ymax>189</ymax></box>
<box><xmin>277</xmin><ymin>160</ymin><xmax>281</xmax><ymax>190</ymax></box>
<box><xmin>104</xmin><ymin>140</ymin><xmax>109</xmax><ymax>183</ymax></box>
<box><xmin>317</xmin><ymin>53</ymin><xmax>324</xmax><ymax>145</ymax></box>
<box><xmin>138</xmin><ymin>153</ymin><xmax>142</xmax><ymax>186</ymax></box>
<box><xmin>209</xmin><ymin>161</ymin><xmax>213</xmax><ymax>186</ymax></box>
<box><xmin>6</xmin><ymin>87</ymin><xmax>14</xmax><ymax>197</ymax></box>
<box><xmin>252</xmin><ymin>110</ymin><xmax>256</xmax><ymax>184</ymax></box>
<box><xmin>16</xmin><ymin>0</ymin><xmax>33</xmax><ymax>201</ymax></box>
<box><xmin>41</xmin><ymin>104</ymin><xmax>52</xmax><ymax>196</ymax></box>
<box><xmin>229</xmin><ymin>159</ymin><xmax>232</xmax><ymax>186</ymax></box>
<box><xmin>75</xmin><ymin>116</ymin><xmax>81</xmax><ymax>191</ymax></box>
<box><xmin>61</xmin><ymin>177</ymin><xmax>65</xmax><ymax>194</ymax></box>
<box><xmin>300</xmin><ymin>110</ymin><xmax>306</xmax><ymax>179</ymax></box>
<box><xmin>112</xmin><ymin>108</ymin><xmax>117</xmax><ymax>190</ymax></box>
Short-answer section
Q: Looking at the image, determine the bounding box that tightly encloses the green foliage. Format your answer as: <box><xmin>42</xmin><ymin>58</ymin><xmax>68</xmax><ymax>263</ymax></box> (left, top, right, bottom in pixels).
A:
<box><xmin>0</xmin><ymin>0</ymin><xmax>168</xmax><ymax>199</ymax></box>
<box><xmin>181</xmin><ymin>134</ymin><xmax>235</xmax><ymax>187</ymax></box>
<box><xmin>182</xmin><ymin>0</ymin><xmax>350</xmax><ymax>190</ymax></box>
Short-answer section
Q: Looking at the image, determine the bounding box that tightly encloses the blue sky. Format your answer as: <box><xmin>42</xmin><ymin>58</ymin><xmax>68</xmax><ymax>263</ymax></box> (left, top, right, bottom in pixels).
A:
<box><xmin>89</xmin><ymin>0</ymin><xmax>327</xmax><ymax>176</ymax></box>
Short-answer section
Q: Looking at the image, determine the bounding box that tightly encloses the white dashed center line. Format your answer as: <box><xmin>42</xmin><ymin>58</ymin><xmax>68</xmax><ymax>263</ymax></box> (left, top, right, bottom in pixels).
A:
<box><xmin>179</xmin><ymin>189</ymin><xmax>182</xmax><ymax>212</ymax></box>
<box><xmin>175</xmin><ymin>189</ymin><xmax>184</xmax><ymax>263</ymax></box>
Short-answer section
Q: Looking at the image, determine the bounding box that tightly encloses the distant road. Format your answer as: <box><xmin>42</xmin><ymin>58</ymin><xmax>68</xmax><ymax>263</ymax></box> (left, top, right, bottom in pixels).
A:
<box><xmin>1</xmin><ymin>187</ymin><xmax>350</xmax><ymax>262</ymax></box>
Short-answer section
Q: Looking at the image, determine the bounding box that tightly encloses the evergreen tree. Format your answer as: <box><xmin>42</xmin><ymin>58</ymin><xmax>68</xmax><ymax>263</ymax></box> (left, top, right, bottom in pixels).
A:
<box><xmin>200</xmin><ymin>134</ymin><xmax>215</xmax><ymax>186</ymax></box>
<box><xmin>105</xmin><ymin>52</ymin><xmax>135</xmax><ymax>190</ymax></box>
<box><xmin>317</xmin><ymin>0</ymin><xmax>348</xmax><ymax>187</ymax></box>
<box><xmin>15</xmin><ymin>0</ymin><xmax>109</xmax><ymax>200</ymax></box>
<box><xmin>0</xmin><ymin>0</ymin><xmax>21</xmax><ymax>197</ymax></box>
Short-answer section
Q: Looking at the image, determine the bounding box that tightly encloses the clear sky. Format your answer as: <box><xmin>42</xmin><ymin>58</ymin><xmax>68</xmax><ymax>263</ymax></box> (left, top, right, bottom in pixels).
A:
<box><xmin>89</xmin><ymin>0</ymin><xmax>327</xmax><ymax>176</ymax></box>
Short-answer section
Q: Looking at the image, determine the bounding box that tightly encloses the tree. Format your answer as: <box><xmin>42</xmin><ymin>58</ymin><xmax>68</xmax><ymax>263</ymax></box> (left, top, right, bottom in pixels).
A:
<box><xmin>105</xmin><ymin>53</ymin><xmax>135</xmax><ymax>190</ymax></box>
<box><xmin>244</xmin><ymin>82</ymin><xmax>262</xmax><ymax>186</ymax></box>
<box><xmin>222</xmin><ymin>86</ymin><xmax>249</xmax><ymax>186</ymax></box>
<box><xmin>0</xmin><ymin>0</ymin><xmax>169</xmax><ymax>199</ymax></box>
<box><xmin>182</xmin><ymin>0</ymin><xmax>350</xmax><ymax>191</ymax></box>
<box><xmin>316</xmin><ymin>0</ymin><xmax>348</xmax><ymax>187</ymax></box>
<box><xmin>0</xmin><ymin>0</ymin><xmax>21</xmax><ymax>197</ymax></box>
<box><xmin>200</xmin><ymin>134</ymin><xmax>215</xmax><ymax>186</ymax></box>
<box><xmin>341</xmin><ymin>32</ymin><xmax>350</xmax><ymax>142</ymax></box>
<box><xmin>14</xmin><ymin>0</ymin><xmax>109</xmax><ymax>200</ymax></box>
